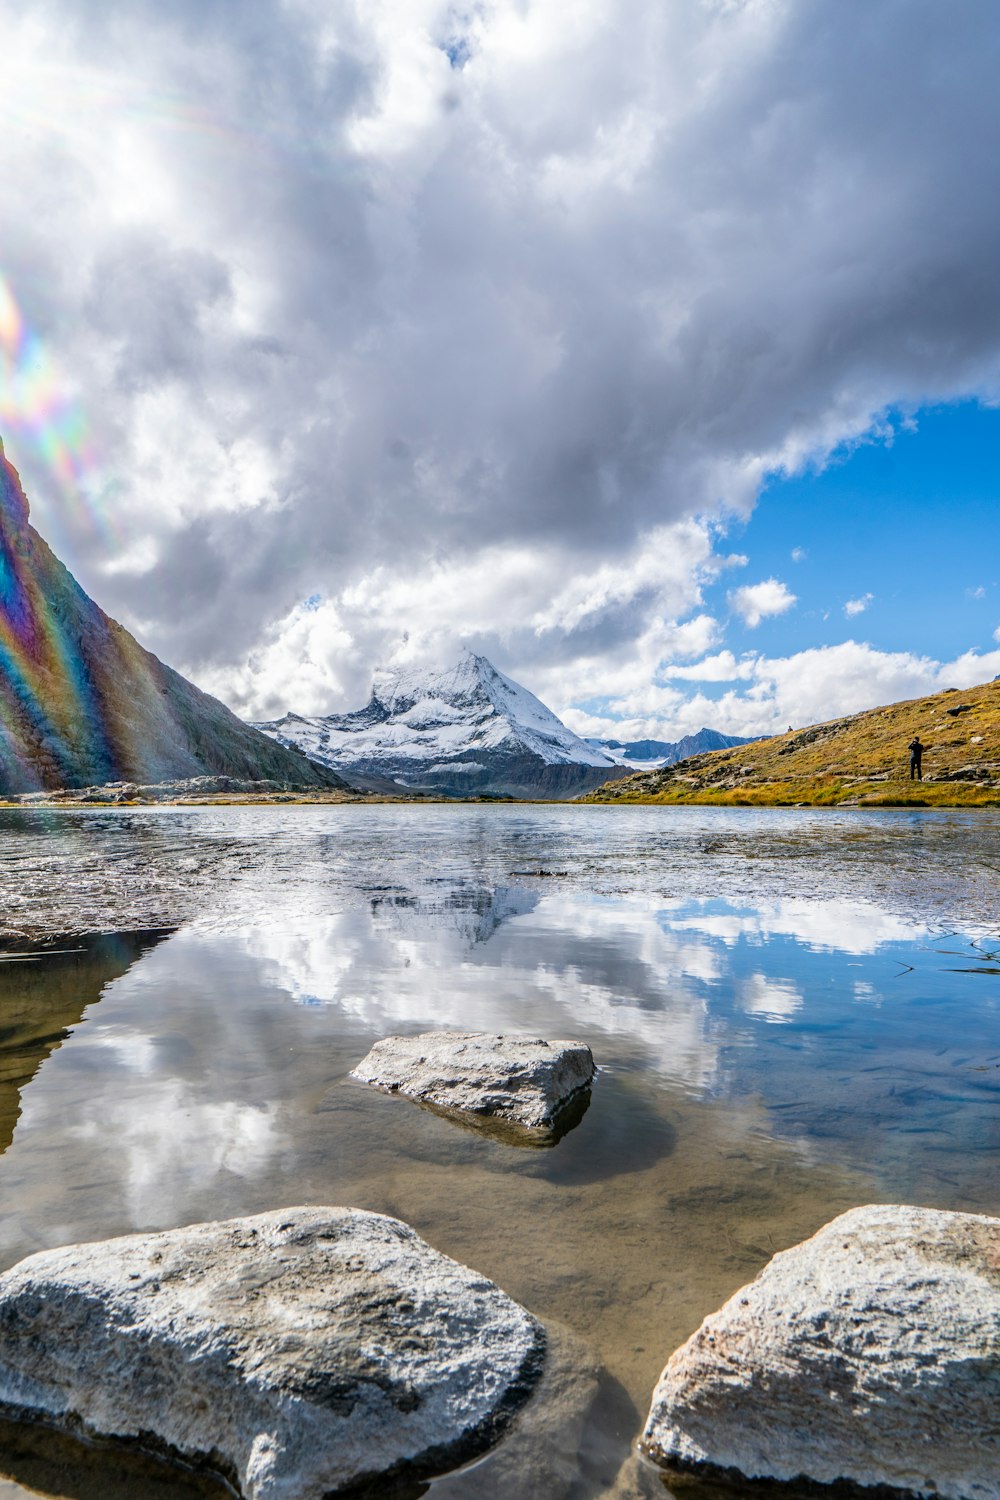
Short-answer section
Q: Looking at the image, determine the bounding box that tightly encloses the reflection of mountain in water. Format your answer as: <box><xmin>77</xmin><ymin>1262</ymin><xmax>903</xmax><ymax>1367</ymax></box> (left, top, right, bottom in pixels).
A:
<box><xmin>369</xmin><ymin>882</ymin><xmax>540</xmax><ymax>949</ymax></box>
<box><xmin>0</xmin><ymin>931</ymin><xmax>172</xmax><ymax>1153</ymax></box>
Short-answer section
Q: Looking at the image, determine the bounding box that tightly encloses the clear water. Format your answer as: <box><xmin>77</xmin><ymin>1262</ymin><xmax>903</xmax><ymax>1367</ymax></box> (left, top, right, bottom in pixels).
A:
<box><xmin>0</xmin><ymin>806</ymin><xmax>997</xmax><ymax>1498</ymax></box>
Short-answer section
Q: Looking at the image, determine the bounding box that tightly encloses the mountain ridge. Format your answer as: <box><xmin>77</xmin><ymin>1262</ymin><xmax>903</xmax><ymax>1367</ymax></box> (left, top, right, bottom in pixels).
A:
<box><xmin>587</xmin><ymin>728</ymin><xmax>757</xmax><ymax>768</ymax></box>
<box><xmin>0</xmin><ymin>437</ymin><xmax>348</xmax><ymax>795</ymax></box>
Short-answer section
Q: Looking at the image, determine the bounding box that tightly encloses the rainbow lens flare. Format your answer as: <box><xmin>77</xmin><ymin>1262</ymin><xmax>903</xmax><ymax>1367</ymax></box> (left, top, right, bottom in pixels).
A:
<box><xmin>0</xmin><ymin>440</ymin><xmax>127</xmax><ymax>792</ymax></box>
<box><xmin>0</xmin><ymin>272</ymin><xmax>108</xmax><ymax>546</ymax></box>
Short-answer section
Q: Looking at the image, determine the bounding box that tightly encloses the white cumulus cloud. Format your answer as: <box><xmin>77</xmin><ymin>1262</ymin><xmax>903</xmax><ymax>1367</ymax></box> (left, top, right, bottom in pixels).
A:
<box><xmin>728</xmin><ymin>579</ymin><xmax>797</xmax><ymax>629</ymax></box>
<box><xmin>844</xmin><ymin>592</ymin><xmax>874</xmax><ymax>617</ymax></box>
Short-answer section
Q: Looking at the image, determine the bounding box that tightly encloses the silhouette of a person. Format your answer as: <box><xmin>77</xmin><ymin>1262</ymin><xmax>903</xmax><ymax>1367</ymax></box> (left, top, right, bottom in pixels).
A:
<box><xmin>908</xmin><ymin>736</ymin><xmax>924</xmax><ymax>781</ymax></box>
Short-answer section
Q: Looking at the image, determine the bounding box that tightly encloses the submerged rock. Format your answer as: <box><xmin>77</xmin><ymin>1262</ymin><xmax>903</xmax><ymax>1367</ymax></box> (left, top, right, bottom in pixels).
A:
<box><xmin>351</xmin><ymin>1031</ymin><xmax>596</xmax><ymax>1131</ymax></box>
<box><xmin>642</xmin><ymin>1204</ymin><xmax>1000</xmax><ymax>1499</ymax></box>
<box><xmin>0</xmin><ymin>1207</ymin><xmax>545</xmax><ymax>1499</ymax></box>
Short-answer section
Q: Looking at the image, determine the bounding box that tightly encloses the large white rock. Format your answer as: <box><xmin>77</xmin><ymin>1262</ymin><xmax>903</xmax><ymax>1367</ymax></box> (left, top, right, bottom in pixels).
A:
<box><xmin>0</xmin><ymin>1207</ymin><xmax>545</xmax><ymax>1498</ymax></box>
<box><xmin>351</xmin><ymin>1031</ymin><xmax>596</xmax><ymax>1130</ymax></box>
<box><xmin>642</xmin><ymin>1204</ymin><xmax>1000</xmax><ymax>1499</ymax></box>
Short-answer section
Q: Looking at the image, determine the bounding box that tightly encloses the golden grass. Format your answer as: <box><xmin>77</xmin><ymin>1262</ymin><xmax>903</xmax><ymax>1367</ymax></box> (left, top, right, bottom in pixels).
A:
<box><xmin>584</xmin><ymin>677</ymin><xmax>1000</xmax><ymax>807</ymax></box>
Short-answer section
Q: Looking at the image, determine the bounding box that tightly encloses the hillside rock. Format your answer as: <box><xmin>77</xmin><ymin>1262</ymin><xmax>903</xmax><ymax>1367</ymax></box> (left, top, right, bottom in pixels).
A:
<box><xmin>352</xmin><ymin>1031</ymin><xmax>596</xmax><ymax>1130</ymax></box>
<box><xmin>0</xmin><ymin>438</ymin><xmax>348</xmax><ymax>795</ymax></box>
<box><xmin>254</xmin><ymin>653</ymin><xmax>619</xmax><ymax>798</ymax></box>
<box><xmin>642</xmin><ymin>1203</ymin><xmax>1000</xmax><ymax>1499</ymax></box>
<box><xmin>0</xmin><ymin>1206</ymin><xmax>544</xmax><ymax>1498</ymax></box>
<box><xmin>10</xmin><ymin>775</ymin><xmax>361</xmax><ymax>804</ymax></box>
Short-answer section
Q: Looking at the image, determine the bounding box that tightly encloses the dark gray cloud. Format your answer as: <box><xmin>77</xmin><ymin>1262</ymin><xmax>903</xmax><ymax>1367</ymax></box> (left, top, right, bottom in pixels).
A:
<box><xmin>2</xmin><ymin>0</ymin><xmax>1000</xmax><ymax>718</ymax></box>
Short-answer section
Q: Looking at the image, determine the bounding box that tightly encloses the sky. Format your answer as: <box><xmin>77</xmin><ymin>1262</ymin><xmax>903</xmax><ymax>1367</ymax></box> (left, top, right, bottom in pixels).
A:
<box><xmin>2</xmin><ymin>0</ymin><xmax>1000</xmax><ymax>741</ymax></box>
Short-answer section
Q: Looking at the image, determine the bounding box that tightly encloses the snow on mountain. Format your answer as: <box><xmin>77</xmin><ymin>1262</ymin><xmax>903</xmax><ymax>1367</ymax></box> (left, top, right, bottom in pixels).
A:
<box><xmin>588</xmin><ymin>728</ymin><xmax>758</xmax><ymax>770</ymax></box>
<box><xmin>253</xmin><ymin>653</ymin><xmax>619</xmax><ymax>798</ymax></box>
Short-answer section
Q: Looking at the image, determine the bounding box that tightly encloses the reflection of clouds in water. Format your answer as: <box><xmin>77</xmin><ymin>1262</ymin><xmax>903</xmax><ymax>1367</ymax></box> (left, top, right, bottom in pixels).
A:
<box><xmin>740</xmin><ymin>973</ymin><xmax>803</xmax><ymax>1024</ymax></box>
<box><xmin>72</xmin><ymin>1082</ymin><xmax>276</xmax><ymax>1226</ymax></box>
<box><xmin>236</xmin><ymin>887</ymin><xmax>724</xmax><ymax>1089</ymax></box>
<box><xmin>667</xmin><ymin>898</ymin><xmax>930</xmax><ymax>955</ymax></box>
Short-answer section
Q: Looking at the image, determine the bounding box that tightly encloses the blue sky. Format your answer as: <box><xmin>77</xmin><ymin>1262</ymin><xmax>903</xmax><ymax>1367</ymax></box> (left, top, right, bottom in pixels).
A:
<box><xmin>728</xmin><ymin>402</ymin><xmax>999</xmax><ymax>663</ymax></box>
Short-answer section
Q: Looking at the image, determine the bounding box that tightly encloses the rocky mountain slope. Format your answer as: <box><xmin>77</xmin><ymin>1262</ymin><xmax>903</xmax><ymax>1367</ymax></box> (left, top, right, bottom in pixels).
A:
<box><xmin>254</xmin><ymin>653</ymin><xmax>621</xmax><ymax>798</ymax></box>
<box><xmin>0</xmin><ymin>437</ymin><xmax>347</xmax><ymax>795</ymax></box>
<box><xmin>583</xmin><ymin>678</ymin><xmax>1000</xmax><ymax>805</ymax></box>
<box><xmin>588</xmin><ymin>728</ymin><xmax>756</xmax><ymax>768</ymax></box>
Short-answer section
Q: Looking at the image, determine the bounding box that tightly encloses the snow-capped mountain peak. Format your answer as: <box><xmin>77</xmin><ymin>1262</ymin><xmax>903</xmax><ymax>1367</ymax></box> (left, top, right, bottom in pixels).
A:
<box><xmin>253</xmin><ymin>652</ymin><xmax>617</xmax><ymax>797</ymax></box>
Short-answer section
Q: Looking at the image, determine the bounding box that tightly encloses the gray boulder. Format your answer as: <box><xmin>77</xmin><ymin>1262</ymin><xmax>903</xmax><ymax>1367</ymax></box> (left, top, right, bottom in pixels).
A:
<box><xmin>642</xmin><ymin>1204</ymin><xmax>1000</xmax><ymax>1499</ymax></box>
<box><xmin>0</xmin><ymin>1207</ymin><xmax>545</xmax><ymax>1498</ymax></box>
<box><xmin>351</xmin><ymin>1031</ymin><xmax>596</xmax><ymax>1130</ymax></box>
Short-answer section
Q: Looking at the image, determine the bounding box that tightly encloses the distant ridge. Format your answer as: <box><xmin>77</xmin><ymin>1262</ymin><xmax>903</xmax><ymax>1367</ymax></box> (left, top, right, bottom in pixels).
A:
<box><xmin>588</xmin><ymin>728</ymin><xmax>756</xmax><ymax>768</ymax></box>
<box><xmin>254</xmin><ymin>653</ymin><xmax>621</xmax><ymax>799</ymax></box>
<box><xmin>0</xmin><ymin>437</ymin><xmax>347</xmax><ymax>795</ymax></box>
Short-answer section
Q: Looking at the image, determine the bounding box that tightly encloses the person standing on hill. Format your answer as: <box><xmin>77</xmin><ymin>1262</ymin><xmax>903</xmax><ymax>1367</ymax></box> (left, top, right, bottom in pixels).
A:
<box><xmin>908</xmin><ymin>736</ymin><xmax>925</xmax><ymax>780</ymax></box>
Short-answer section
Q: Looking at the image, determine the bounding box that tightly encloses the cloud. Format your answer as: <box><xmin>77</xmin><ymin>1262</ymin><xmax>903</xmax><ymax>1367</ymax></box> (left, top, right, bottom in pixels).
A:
<box><xmin>562</xmin><ymin>640</ymin><xmax>1000</xmax><ymax>742</ymax></box>
<box><xmin>994</xmin><ymin>625</ymin><xmax>1000</xmax><ymax>643</ymax></box>
<box><xmin>844</xmin><ymin>592</ymin><xmax>873</xmax><ymax>617</ymax></box>
<box><xmin>664</xmin><ymin>650</ymin><xmax>759</xmax><ymax>683</ymax></box>
<box><xmin>740</xmin><ymin>974</ymin><xmax>803</xmax><ymax>1025</ymax></box>
<box><xmin>2</xmin><ymin>1</ymin><xmax>1000</xmax><ymax>717</ymax></box>
<box><xmin>791</xmin><ymin>547</ymin><xmax>807</xmax><ymax>562</ymax></box>
<box><xmin>728</xmin><ymin>578</ymin><xmax>797</xmax><ymax>629</ymax></box>
<box><xmin>968</xmin><ymin>585</ymin><xmax>987</xmax><ymax>599</ymax></box>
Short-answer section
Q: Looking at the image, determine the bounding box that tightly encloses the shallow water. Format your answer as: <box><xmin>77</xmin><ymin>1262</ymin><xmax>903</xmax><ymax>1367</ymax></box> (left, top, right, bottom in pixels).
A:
<box><xmin>0</xmin><ymin>806</ymin><xmax>997</xmax><ymax>1496</ymax></box>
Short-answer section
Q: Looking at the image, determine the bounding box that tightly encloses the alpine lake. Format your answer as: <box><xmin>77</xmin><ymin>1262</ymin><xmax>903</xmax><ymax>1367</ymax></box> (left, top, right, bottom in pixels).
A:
<box><xmin>0</xmin><ymin>803</ymin><xmax>997</xmax><ymax>1499</ymax></box>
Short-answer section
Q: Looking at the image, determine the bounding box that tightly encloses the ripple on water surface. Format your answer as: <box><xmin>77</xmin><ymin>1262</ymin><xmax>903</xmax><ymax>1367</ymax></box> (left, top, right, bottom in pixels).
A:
<box><xmin>0</xmin><ymin>805</ymin><xmax>997</xmax><ymax>1497</ymax></box>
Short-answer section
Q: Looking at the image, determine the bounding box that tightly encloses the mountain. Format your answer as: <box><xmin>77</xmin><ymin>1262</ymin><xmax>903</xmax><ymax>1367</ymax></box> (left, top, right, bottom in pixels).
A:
<box><xmin>253</xmin><ymin>653</ymin><xmax>621</xmax><ymax>798</ymax></box>
<box><xmin>587</xmin><ymin>728</ymin><xmax>757</xmax><ymax>768</ymax></box>
<box><xmin>0</xmin><ymin>438</ymin><xmax>347</xmax><ymax>795</ymax></box>
<box><xmin>583</xmin><ymin>679</ymin><xmax>1000</xmax><ymax>806</ymax></box>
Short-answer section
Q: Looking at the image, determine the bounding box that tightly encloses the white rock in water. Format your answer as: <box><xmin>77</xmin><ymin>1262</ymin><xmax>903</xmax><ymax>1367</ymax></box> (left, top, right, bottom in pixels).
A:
<box><xmin>351</xmin><ymin>1031</ymin><xmax>596</xmax><ymax>1129</ymax></box>
<box><xmin>0</xmin><ymin>1207</ymin><xmax>545</xmax><ymax>1498</ymax></box>
<box><xmin>643</xmin><ymin>1204</ymin><xmax>1000</xmax><ymax>1499</ymax></box>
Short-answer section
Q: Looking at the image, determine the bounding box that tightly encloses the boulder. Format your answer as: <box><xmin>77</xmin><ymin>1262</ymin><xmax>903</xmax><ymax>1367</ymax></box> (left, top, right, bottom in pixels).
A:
<box><xmin>351</xmin><ymin>1031</ymin><xmax>595</xmax><ymax>1131</ymax></box>
<box><xmin>642</xmin><ymin>1204</ymin><xmax>1000</xmax><ymax>1499</ymax></box>
<box><xmin>0</xmin><ymin>1206</ymin><xmax>545</xmax><ymax>1498</ymax></box>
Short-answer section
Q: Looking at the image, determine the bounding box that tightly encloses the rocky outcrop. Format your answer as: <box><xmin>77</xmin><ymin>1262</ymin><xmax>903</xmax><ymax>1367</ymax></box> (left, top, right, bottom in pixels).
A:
<box><xmin>642</xmin><ymin>1204</ymin><xmax>1000</xmax><ymax>1499</ymax></box>
<box><xmin>0</xmin><ymin>437</ymin><xmax>348</xmax><ymax>795</ymax></box>
<box><xmin>352</xmin><ymin>1031</ymin><xmax>596</xmax><ymax>1131</ymax></box>
<box><xmin>0</xmin><ymin>1207</ymin><xmax>544</xmax><ymax>1498</ymax></box>
<box><xmin>10</xmin><ymin>775</ymin><xmax>363</xmax><ymax>804</ymax></box>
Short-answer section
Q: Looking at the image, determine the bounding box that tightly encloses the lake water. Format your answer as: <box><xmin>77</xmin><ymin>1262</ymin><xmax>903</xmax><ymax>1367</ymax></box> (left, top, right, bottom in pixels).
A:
<box><xmin>0</xmin><ymin>805</ymin><xmax>998</xmax><ymax>1498</ymax></box>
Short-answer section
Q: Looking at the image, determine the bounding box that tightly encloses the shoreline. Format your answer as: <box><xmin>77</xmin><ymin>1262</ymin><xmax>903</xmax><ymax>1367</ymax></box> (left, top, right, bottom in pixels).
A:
<box><xmin>1</xmin><ymin>783</ymin><xmax>999</xmax><ymax>809</ymax></box>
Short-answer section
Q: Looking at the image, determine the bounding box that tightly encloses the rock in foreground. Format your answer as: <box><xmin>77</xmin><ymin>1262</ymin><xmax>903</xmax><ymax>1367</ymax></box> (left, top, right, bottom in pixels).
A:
<box><xmin>0</xmin><ymin>1207</ymin><xmax>545</xmax><ymax>1498</ymax></box>
<box><xmin>351</xmin><ymin>1031</ymin><xmax>596</xmax><ymax>1130</ymax></box>
<box><xmin>643</xmin><ymin>1204</ymin><xmax>1000</xmax><ymax>1499</ymax></box>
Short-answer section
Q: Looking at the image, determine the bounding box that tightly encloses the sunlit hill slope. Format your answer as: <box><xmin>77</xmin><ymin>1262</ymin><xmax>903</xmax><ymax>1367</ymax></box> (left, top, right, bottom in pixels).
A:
<box><xmin>582</xmin><ymin>679</ymin><xmax>1000</xmax><ymax>807</ymax></box>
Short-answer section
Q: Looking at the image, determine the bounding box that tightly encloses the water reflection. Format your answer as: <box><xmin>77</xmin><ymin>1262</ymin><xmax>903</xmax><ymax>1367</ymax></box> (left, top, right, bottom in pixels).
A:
<box><xmin>0</xmin><ymin>809</ymin><xmax>997</xmax><ymax>1498</ymax></box>
<box><xmin>0</xmin><ymin>932</ymin><xmax>171</xmax><ymax>1153</ymax></box>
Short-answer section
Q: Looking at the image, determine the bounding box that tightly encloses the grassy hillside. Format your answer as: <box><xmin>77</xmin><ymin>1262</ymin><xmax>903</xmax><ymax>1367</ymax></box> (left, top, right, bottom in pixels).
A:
<box><xmin>582</xmin><ymin>677</ymin><xmax>1000</xmax><ymax>807</ymax></box>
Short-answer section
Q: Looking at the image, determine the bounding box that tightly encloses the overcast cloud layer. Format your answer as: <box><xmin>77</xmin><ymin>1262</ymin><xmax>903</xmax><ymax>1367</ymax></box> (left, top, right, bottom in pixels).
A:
<box><xmin>3</xmin><ymin>0</ymin><xmax>1000</xmax><ymax>734</ymax></box>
